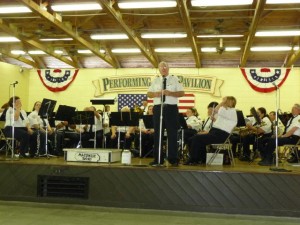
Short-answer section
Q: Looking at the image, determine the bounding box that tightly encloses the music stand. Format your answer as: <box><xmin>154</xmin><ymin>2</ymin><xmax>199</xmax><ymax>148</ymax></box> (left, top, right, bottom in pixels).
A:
<box><xmin>236</xmin><ymin>110</ymin><xmax>246</xmax><ymax>127</ymax></box>
<box><xmin>143</xmin><ymin>115</ymin><xmax>153</xmax><ymax>130</ymax></box>
<box><xmin>38</xmin><ymin>99</ymin><xmax>57</xmax><ymax>158</ymax></box>
<box><xmin>55</xmin><ymin>105</ymin><xmax>76</xmax><ymax>123</ymax></box>
<box><xmin>141</xmin><ymin>115</ymin><xmax>154</xmax><ymax>158</ymax></box>
<box><xmin>71</xmin><ymin>111</ymin><xmax>95</xmax><ymax>148</ymax></box>
<box><xmin>110</xmin><ymin>112</ymin><xmax>139</xmax><ymax>150</ymax></box>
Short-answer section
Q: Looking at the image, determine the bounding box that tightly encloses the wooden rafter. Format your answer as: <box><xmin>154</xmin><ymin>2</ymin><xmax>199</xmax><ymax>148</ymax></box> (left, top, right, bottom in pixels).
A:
<box><xmin>177</xmin><ymin>0</ymin><xmax>201</xmax><ymax>68</ymax></box>
<box><xmin>17</xmin><ymin>0</ymin><xmax>118</xmax><ymax>68</ymax></box>
<box><xmin>240</xmin><ymin>0</ymin><xmax>266</xmax><ymax>67</ymax></box>
<box><xmin>99</xmin><ymin>0</ymin><xmax>158</xmax><ymax>68</ymax></box>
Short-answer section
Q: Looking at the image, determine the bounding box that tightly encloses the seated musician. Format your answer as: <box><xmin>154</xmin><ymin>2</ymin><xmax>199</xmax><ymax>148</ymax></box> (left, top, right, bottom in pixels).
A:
<box><xmin>134</xmin><ymin>105</ymin><xmax>154</xmax><ymax>157</ymax></box>
<box><xmin>269</xmin><ymin>111</ymin><xmax>285</xmax><ymax>136</ymax></box>
<box><xmin>239</xmin><ymin>107</ymin><xmax>272</xmax><ymax>162</ymax></box>
<box><xmin>28</xmin><ymin>101</ymin><xmax>47</xmax><ymax>156</ymax></box>
<box><xmin>108</xmin><ymin>106</ymin><xmax>136</xmax><ymax>150</ymax></box>
<box><xmin>198</xmin><ymin>102</ymin><xmax>219</xmax><ymax>135</ymax></box>
<box><xmin>55</xmin><ymin>119</ymin><xmax>80</xmax><ymax>149</ymax></box>
<box><xmin>184</xmin><ymin>96</ymin><xmax>237</xmax><ymax>165</ymax></box>
<box><xmin>4</xmin><ymin>96</ymin><xmax>33</xmax><ymax>158</ymax></box>
<box><xmin>259</xmin><ymin>104</ymin><xmax>300</xmax><ymax>166</ymax></box>
<box><xmin>80</xmin><ymin>106</ymin><xmax>103</xmax><ymax>148</ymax></box>
<box><xmin>183</xmin><ymin>107</ymin><xmax>202</xmax><ymax>144</ymax></box>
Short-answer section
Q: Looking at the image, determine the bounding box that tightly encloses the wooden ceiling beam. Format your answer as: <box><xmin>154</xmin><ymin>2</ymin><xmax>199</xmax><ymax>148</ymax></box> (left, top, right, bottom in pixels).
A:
<box><xmin>0</xmin><ymin>49</ymin><xmax>38</xmax><ymax>68</ymax></box>
<box><xmin>30</xmin><ymin>55</ymin><xmax>47</xmax><ymax>69</ymax></box>
<box><xmin>177</xmin><ymin>0</ymin><xmax>201</xmax><ymax>68</ymax></box>
<box><xmin>99</xmin><ymin>0</ymin><xmax>158</xmax><ymax>68</ymax></box>
<box><xmin>240</xmin><ymin>0</ymin><xmax>266</xmax><ymax>67</ymax></box>
<box><xmin>0</xmin><ymin>18</ymin><xmax>78</xmax><ymax>68</ymax></box>
<box><xmin>17</xmin><ymin>0</ymin><xmax>118</xmax><ymax>68</ymax></box>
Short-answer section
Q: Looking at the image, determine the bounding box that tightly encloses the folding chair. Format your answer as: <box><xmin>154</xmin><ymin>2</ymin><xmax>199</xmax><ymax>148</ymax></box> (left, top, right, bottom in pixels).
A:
<box><xmin>282</xmin><ymin>138</ymin><xmax>300</xmax><ymax>163</ymax></box>
<box><xmin>207</xmin><ymin>133</ymin><xmax>235</xmax><ymax>166</ymax></box>
<box><xmin>0</xmin><ymin>121</ymin><xmax>16</xmax><ymax>157</ymax></box>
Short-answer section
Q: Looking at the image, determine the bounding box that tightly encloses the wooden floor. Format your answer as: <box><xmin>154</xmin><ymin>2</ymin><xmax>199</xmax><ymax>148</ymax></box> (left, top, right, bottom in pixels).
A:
<box><xmin>1</xmin><ymin>152</ymin><xmax>300</xmax><ymax>175</ymax></box>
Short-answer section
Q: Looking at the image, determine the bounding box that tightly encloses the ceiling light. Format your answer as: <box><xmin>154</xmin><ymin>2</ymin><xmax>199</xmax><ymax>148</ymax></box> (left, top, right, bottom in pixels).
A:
<box><xmin>197</xmin><ymin>34</ymin><xmax>243</xmax><ymax>38</ymax></box>
<box><xmin>28</xmin><ymin>50</ymin><xmax>46</xmax><ymax>55</ymax></box>
<box><xmin>225</xmin><ymin>47</ymin><xmax>241</xmax><ymax>51</ymax></box>
<box><xmin>0</xmin><ymin>37</ymin><xmax>20</xmax><ymax>42</ymax></box>
<box><xmin>294</xmin><ymin>46</ymin><xmax>299</xmax><ymax>51</ymax></box>
<box><xmin>267</xmin><ymin>0</ymin><xmax>300</xmax><ymax>4</ymax></box>
<box><xmin>118</xmin><ymin>1</ymin><xmax>177</xmax><ymax>9</ymax></box>
<box><xmin>90</xmin><ymin>34</ymin><xmax>128</xmax><ymax>40</ymax></box>
<box><xmin>141</xmin><ymin>33</ymin><xmax>187</xmax><ymax>38</ymax></box>
<box><xmin>78</xmin><ymin>49</ymin><xmax>105</xmax><ymax>54</ymax></box>
<box><xmin>11</xmin><ymin>50</ymin><xmax>26</xmax><ymax>55</ymax></box>
<box><xmin>54</xmin><ymin>50</ymin><xmax>64</xmax><ymax>54</ymax></box>
<box><xmin>155</xmin><ymin>48</ymin><xmax>192</xmax><ymax>53</ymax></box>
<box><xmin>40</xmin><ymin>38</ymin><xmax>73</xmax><ymax>41</ymax></box>
<box><xmin>51</xmin><ymin>3</ymin><xmax>102</xmax><ymax>12</ymax></box>
<box><xmin>191</xmin><ymin>0</ymin><xmax>253</xmax><ymax>7</ymax></box>
<box><xmin>0</xmin><ymin>6</ymin><xmax>31</xmax><ymax>14</ymax></box>
<box><xmin>112</xmin><ymin>48</ymin><xmax>141</xmax><ymax>53</ymax></box>
<box><xmin>255</xmin><ymin>30</ymin><xmax>300</xmax><ymax>37</ymax></box>
<box><xmin>250</xmin><ymin>46</ymin><xmax>292</xmax><ymax>51</ymax></box>
<box><xmin>201</xmin><ymin>47</ymin><xmax>217</xmax><ymax>52</ymax></box>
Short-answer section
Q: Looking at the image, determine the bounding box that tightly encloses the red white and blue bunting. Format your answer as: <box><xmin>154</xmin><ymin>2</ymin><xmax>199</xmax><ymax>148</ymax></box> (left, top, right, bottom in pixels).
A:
<box><xmin>240</xmin><ymin>68</ymin><xmax>291</xmax><ymax>93</ymax></box>
<box><xmin>37</xmin><ymin>69</ymin><xmax>79</xmax><ymax>92</ymax></box>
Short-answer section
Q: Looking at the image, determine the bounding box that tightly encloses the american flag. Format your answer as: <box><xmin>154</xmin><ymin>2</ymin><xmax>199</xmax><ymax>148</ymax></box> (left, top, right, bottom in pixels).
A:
<box><xmin>118</xmin><ymin>94</ymin><xmax>146</xmax><ymax>111</ymax></box>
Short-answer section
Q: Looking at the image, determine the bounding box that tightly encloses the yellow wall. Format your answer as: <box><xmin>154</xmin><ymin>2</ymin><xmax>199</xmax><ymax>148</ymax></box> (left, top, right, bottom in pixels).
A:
<box><xmin>0</xmin><ymin>62</ymin><xmax>30</xmax><ymax>109</ymax></box>
<box><xmin>1</xmin><ymin>61</ymin><xmax>299</xmax><ymax>119</ymax></box>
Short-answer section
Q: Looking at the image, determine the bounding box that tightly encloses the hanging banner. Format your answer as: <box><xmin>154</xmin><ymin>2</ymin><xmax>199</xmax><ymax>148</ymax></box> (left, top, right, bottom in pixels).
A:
<box><xmin>37</xmin><ymin>69</ymin><xmax>79</xmax><ymax>92</ymax></box>
<box><xmin>240</xmin><ymin>68</ymin><xmax>291</xmax><ymax>93</ymax></box>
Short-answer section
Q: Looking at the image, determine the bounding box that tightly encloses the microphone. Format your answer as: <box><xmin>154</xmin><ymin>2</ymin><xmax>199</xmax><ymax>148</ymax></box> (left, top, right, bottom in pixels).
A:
<box><xmin>272</xmin><ymin>82</ymin><xmax>278</xmax><ymax>89</ymax></box>
<box><xmin>10</xmin><ymin>81</ymin><xmax>18</xmax><ymax>85</ymax></box>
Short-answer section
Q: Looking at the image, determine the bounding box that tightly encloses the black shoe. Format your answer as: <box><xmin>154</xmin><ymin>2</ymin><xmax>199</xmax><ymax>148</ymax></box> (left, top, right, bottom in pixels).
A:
<box><xmin>183</xmin><ymin>160</ymin><xmax>198</xmax><ymax>166</ymax></box>
<box><xmin>239</xmin><ymin>156</ymin><xmax>250</xmax><ymax>162</ymax></box>
<box><xmin>287</xmin><ymin>154</ymin><xmax>298</xmax><ymax>163</ymax></box>
<box><xmin>169</xmin><ymin>162</ymin><xmax>179</xmax><ymax>167</ymax></box>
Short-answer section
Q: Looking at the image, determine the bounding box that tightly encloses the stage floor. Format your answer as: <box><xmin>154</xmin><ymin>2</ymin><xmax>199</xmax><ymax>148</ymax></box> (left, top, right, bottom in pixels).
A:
<box><xmin>1</xmin><ymin>153</ymin><xmax>300</xmax><ymax>175</ymax></box>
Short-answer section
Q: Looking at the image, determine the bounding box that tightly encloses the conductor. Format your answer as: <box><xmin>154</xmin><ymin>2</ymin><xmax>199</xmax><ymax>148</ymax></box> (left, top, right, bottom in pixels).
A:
<box><xmin>147</xmin><ymin>61</ymin><xmax>185</xmax><ymax>166</ymax></box>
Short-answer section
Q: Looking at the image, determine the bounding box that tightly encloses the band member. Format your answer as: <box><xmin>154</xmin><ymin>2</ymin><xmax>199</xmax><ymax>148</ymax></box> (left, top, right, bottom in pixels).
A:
<box><xmin>259</xmin><ymin>104</ymin><xmax>300</xmax><ymax>166</ymax></box>
<box><xmin>80</xmin><ymin>106</ymin><xmax>103</xmax><ymax>148</ymax></box>
<box><xmin>269</xmin><ymin>111</ymin><xmax>285</xmax><ymax>136</ymax></box>
<box><xmin>200</xmin><ymin>102</ymin><xmax>219</xmax><ymax>134</ymax></box>
<box><xmin>147</xmin><ymin>61</ymin><xmax>184</xmax><ymax>166</ymax></box>
<box><xmin>135</xmin><ymin>105</ymin><xmax>154</xmax><ymax>157</ymax></box>
<box><xmin>184</xmin><ymin>96</ymin><xmax>237</xmax><ymax>165</ymax></box>
<box><xmin>239</xmin><ymin>107</ymin><xmax>272</xmax><ymax>162</ymax></box>
<box><xmin>108</xmin><ymin>106</ymin><xmax>136</xmax><ymax>150</ymax></box>
<box><xmin>28</xmin><ymin>101</ymin><xmax>47</xmax><ymax>156</ymax></box>
<box><xmin>183</xmin><ymin>107</ymin><xmax>202</xmax><ymax>144</ymax></box>
<box><xmin>4</xmin><ymin>96</ymin><xmax>33</xmax><ymax>158</ymax></box>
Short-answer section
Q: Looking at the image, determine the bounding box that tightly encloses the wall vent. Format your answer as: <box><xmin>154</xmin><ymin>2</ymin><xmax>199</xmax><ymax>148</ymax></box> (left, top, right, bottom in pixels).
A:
<box><xmin>37</xmin><ymin>175</ymin><xmax>89</xmax><ymax>199</ymax></box>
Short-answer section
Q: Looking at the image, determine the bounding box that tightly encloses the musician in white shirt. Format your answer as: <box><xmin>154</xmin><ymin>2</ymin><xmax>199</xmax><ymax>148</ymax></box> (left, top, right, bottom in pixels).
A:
<box><xmin>184</xmin><ymin>97</ymin><xmax>237</xmax><ymax>165</ymax></box>
<box><xmin>259</xmin><ymin>104</ymin><xmax>300</xmax><ymax>166</ymax></box>
<box><xmin>4</xmin><ymin>96</ymin><xmax>33</xmax><ymax>158</ymax></box>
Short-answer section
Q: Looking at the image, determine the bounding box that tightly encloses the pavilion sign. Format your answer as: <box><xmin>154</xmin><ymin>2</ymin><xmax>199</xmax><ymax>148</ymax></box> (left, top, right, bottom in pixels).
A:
<box><xmin>92</xmin><ymin>74</ymin><xmax>223</xmax><ymax>97</ymax></box>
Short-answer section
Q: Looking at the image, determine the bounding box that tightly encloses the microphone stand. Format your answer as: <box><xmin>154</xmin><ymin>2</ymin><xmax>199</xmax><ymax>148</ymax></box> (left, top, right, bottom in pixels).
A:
<box><xmin>157</xmin><ymin>77</ymin><xmax>165</xmax><ymax>166</ymax></box>
<box><xmin>9</xmin><ymin>82</ymin><xmax>19</xmax><ymax>160</ymax></box>
<box><xmin>270</xmin><ymin>83</ymin><xmax>291</xmax><ymax>172</ymax></box>
<box><xmin>39</xmin><ymin>101</ymin><xmax>57</xmax><ymax>158</ymax></box>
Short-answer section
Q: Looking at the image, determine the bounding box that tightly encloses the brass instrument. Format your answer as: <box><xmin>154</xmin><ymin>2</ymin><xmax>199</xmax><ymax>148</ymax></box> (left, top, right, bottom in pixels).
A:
<box><xmin>133</xmin><ymin>105</ymin><xmax>143</xmax><ymax>116</ymax></box>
